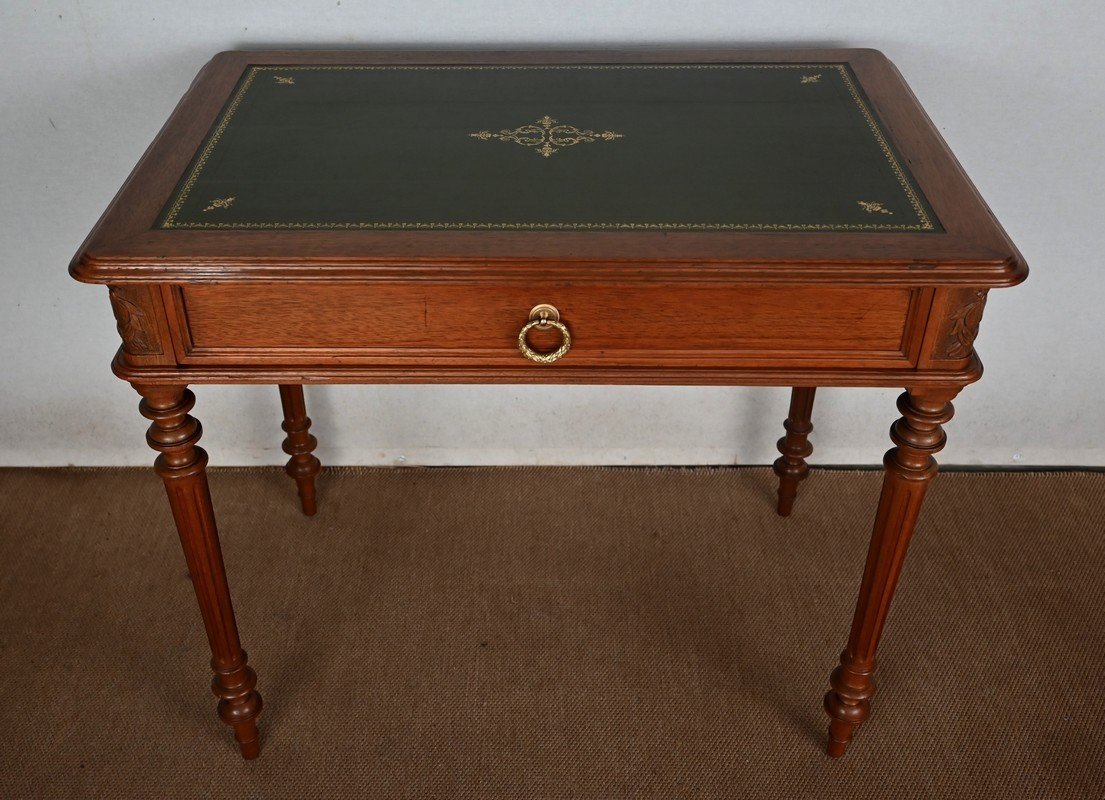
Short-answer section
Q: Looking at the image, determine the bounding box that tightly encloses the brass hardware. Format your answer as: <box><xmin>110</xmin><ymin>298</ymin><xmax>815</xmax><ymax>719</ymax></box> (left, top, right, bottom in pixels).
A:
<box><xmin>519</xmin><ymin>304</ymin><xmax>570</xmax><ymax>364</ymax></box>
<box><xmin>528</xmin><ymin>304</ymin><xmax>561</xmax><ymax>325</ymax></box>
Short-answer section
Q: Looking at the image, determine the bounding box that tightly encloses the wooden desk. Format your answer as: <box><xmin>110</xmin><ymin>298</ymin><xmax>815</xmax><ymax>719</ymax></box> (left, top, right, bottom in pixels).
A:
<box><xmin>70</xmin><ymin>49</ymin><xmax>1026</xmax><ymax>760</ymax></box>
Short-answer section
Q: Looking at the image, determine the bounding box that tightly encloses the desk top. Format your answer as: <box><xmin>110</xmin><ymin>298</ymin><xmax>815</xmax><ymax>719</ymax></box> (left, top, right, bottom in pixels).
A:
<box><xmin>158</xmin><ymin>63</ymin><xmax>938</xmax><ymax>233</ymax></box>
<box><xmin>71</xmin><ymin>49</ymin><xmax>1025</xmax><ymax>287</ymax></box>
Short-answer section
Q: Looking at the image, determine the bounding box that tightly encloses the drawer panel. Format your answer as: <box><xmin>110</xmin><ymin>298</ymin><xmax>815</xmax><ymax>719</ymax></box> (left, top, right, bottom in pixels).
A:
<box><xmin>170</xmin><ymin>283</ymin><xmax>926</xmax><ymax>368</ymax></box>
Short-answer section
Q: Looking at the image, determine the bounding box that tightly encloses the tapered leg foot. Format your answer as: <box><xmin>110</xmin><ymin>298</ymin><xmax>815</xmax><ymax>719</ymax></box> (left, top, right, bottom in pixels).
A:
<box><xmin>826</xmin><ymin>723</ymin><xmax>852</xmax><ymax>757</ymax></box>
<box><xmin>773</xmin><ymin>387</ymin><xmax>816</xmax><ymax>516</ymax></box>
<box><xmin>215</xmin><ymin>657</ymin><xmax>263</xmax><ymax>759</ymax></box>
<box><xmin>236</xmin><ymin>730</ymin><xmax>261</xmax><ymax>760</ymax></box>
<box><xmin>823</xmin><ymin>657</ymin><xmax>876</xmax><ymax>756</ymax></box>
<box><xmin>278</xmin><ymin>384</ymin><xmax>321</xmax><ymax>516</ymax></box>
<box><xmin>822</xmin><ymin>387</ymin><xmax>958</xmax><ymax>756</ymax></box>
<box><xmin>136</xmin><ymin>384</ymin><xmax>263</xmax><ymax>759</ymax></box>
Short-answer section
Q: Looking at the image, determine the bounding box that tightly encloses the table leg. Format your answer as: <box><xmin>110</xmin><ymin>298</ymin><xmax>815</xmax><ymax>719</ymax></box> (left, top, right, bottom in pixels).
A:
<box><xmin>823</xmin><ymin>387</ymin><xmax>957</xmax><ymax>757</ymax></box>
<box><xmin>135</xmin><ymin>384</ymin><xmax>263</xmax><ymax>759</ymax></box>
<box><xmin>773</xmin><ymin>387</ymin><xmax>816</xmax><ymax>516</ymax></box>
<box><xmin>278</xmin><ymin>384</ymin><xmax>321</xmax><ymax>516</ymax></box>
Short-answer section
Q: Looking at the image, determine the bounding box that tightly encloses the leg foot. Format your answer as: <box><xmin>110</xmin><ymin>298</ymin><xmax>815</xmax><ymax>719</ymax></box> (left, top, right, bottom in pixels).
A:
<box><xmin>773</xmin><ymin>387</ymin><xmax>816</xmax><ymax>516</ymax></box>
<box><xmin>822</xmin><ymin>387</ymin><xmax>957</xmax><ymax>756</ymax></box>
<box><xmin>823</xmin><ymin>657</ymin><xmax>876</xmax><ymax>756</ymax></box>
<box><xmin>826</xmin><ymin>722</ymin><xmax>852</xmax><ymax>758</ymax></box>
<box><xmin>278</xmin><ymin>384</ymin><xmax>321</xmax><ymax>516</ymax></box>
<box><xmin>214</xmin><ymin>656</ymin><xmax>263</xmax><ymax>759</ymax></box>
<box><xmin>136</xmin><ymin>384</ymin><xmax>263</xmax><ymax>759</ymax></box>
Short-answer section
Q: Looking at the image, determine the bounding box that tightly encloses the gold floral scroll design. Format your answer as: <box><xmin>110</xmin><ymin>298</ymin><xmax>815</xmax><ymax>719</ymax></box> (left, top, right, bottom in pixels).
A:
<box><xmin>470</xmin><ymin>115</ymin><xmax>623</xmax><ymax>158</ymax></box>
<box><xmin>203</xmin><ymin>196</ymin><xmax>235</xmax><ymax>212</ymax></box>
<box><xmin>274</xmin><ymin>76</ymin><xmax>296</xmax><ymax>85</ymax></box>
<box><xmin>801</xmin><ymin>74</ymin><xmax>822</xmax><ymax>84</ymax></box>
<box><xmin>857</xmin><ymin>200</ymin><xmax>893</xmax><ymax>215</ymax></box>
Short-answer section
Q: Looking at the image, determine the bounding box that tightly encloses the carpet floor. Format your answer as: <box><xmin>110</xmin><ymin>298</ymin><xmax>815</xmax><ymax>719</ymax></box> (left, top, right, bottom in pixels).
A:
<box><xmin>0</xmin><ymin>467</ymin><xmax>1102</xmax><ymax>799</ymax></box>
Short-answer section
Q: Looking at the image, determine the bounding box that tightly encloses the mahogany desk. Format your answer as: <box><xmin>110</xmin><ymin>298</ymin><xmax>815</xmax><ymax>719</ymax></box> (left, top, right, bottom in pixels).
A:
<box><xmin>70</xmin><ymin>49</ymin><xmax>1026</xmax><ymax>760</ymax></box>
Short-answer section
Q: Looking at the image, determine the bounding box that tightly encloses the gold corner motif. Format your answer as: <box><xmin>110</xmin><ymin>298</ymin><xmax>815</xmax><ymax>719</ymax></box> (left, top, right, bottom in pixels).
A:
<box><xmin>274</xmin><ymin>76</ymin><xmax>296</xmax><ymax>85</ymax></box>
<box><xmin>801</xmin><ymin>74</ymin><xmax>822</xmax><ymax>84</ymax></box>
<box><xmin>470</xmin><ymin>114</ymin><xmax>623</xmax><ymax>158</ymax></box>
<box><xmin>857</xmin><ymin>200</ymin><xmax>893</xmax><ymax>215</ymax></box>
<box><xmin>203</xmin><ymin>196</ymin><xmax>236</xmax><ymax>212</ymax></box>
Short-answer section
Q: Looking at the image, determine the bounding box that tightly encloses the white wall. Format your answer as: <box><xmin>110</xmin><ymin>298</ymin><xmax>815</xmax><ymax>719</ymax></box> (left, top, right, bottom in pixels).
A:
<box><xmin>2</xmin><ymin>1</ymin><xmax>1102</xmax><ymax>467</ymax></box>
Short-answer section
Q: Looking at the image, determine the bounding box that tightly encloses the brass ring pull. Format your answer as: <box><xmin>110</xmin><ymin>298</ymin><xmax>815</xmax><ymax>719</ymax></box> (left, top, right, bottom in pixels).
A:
<box><xmin>518</xmin><ymin>305</ymin><xmax>571</xmax><ymax>364</ymax></box>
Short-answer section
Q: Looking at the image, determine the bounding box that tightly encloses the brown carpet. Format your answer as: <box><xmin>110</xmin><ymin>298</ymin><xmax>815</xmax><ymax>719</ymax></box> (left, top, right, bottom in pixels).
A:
<box><xmin>0</xmin><ymin>467</ymin><xmax>1102</xmax><ymax>799</ymax></box>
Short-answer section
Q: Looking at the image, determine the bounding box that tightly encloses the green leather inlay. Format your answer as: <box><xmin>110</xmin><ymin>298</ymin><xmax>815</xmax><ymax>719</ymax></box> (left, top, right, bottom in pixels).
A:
<box><xmin>158</xmin><ymin>64</ymin><xmax>941</xmax><ymax>232</ymax></box>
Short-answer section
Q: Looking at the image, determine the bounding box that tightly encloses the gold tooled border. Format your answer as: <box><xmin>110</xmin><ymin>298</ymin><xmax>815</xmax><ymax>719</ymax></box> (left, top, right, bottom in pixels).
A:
<box><xmin>160</xmin><ymin>64</ymin><xmax>937</xmax><ymax>232</ymax></box>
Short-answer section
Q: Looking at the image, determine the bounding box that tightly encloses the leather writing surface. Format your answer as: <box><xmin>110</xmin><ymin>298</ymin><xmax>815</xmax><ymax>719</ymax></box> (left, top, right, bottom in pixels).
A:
<box><xmin>158</xmin><ymin>64</ymin><xmax>941</xmax><ymax>232</ymax></box>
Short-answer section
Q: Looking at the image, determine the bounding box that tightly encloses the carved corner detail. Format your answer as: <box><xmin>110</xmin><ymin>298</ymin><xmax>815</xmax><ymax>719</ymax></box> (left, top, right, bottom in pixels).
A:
<box><xmin>944</xmin><ymin>290</ymin><xmax>988</xmax><ymax>359</ymax></box>
<box><xmin>108</xmin><ymin>286</ymin><xmax>162</xmax><ymax>355</ymax></box>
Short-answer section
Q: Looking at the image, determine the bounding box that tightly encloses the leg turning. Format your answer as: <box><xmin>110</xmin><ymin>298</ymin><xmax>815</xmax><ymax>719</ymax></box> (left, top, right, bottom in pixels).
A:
<box><xmin>278</xmin><ymin>384</ymin><xmax>321</xmax><ymax>516</ymax></box>
<box><xmin>823</xmin><ymin>387</ymin><xmax>958</xmax><ymax>757</ymax></box>
<box><xmin>136</xmin><ymin>384</ymin><xmax>263</xmax><ymax>759</ymax></box>
<box><xmin>774</xmin><ymin>387</ymin><xmax>816</xmax><ymax>516</ymax></box>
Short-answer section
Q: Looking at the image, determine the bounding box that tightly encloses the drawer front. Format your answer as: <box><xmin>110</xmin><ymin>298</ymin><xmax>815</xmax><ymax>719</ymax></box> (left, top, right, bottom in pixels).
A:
<box><xmin>168</xmin><ymin>283</ymin><xmax>927</xmax><ymax>368</ymax></box>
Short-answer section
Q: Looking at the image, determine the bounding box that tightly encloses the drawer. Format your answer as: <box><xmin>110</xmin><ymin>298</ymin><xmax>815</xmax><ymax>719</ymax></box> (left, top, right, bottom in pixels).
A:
<box><xmin>167</xmin><ymin>283</ymin><xmax>929</xmax><ymax>368</ymax></box>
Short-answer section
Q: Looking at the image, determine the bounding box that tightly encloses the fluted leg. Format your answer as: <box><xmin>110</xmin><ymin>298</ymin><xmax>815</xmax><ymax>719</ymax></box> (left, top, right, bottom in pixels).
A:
<box><xmin>773</xmin><ymin>387</ymin><xmax>816</xmax><ymax>516</ymax></box>
<box><xmin>823</xmin><ymin>387</ymin><xmax>958</xmax><ymax>757</ymax></box>
<box><xmin>278</xmin><ymin>384</ymin><xmax>321</xmax><ymax>516</ymax></box>
<box><xmin>135</xmin><ymin>384</ymin><xmax>263</xmax><ymax>759</ymax></box>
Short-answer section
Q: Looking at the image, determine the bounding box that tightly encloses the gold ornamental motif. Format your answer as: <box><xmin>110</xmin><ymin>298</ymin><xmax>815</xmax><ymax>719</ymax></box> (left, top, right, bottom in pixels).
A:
<box><xmin>470</xmin><ymin>115</ymin><xmax>623</xmax><ymax>158</ymax></box>
<box><xmin>801</xmin><ymin>74</ymin><xmax>822</xmax><ymax>84</ymax></box>
<box><xmin>857</xmin><ymin>200</ymin><xmax>893</xmax><ymax>215</ymax></box>
<box><xmin>203</xmin><ymin>196</ymin><xmax>236</xmax><ymax>212</ymax></box>
<box><xmin>274</xmin><ymin>76</ymin><xmax>296</xmax><ymax>85</ymax></box>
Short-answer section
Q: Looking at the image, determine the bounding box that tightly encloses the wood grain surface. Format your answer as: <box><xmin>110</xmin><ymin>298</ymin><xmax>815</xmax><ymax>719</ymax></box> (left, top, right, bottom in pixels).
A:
<box><xmin>171</xmin><ymin>283</ymin><xmax>922</xmax><ymax>368</ymax></box>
